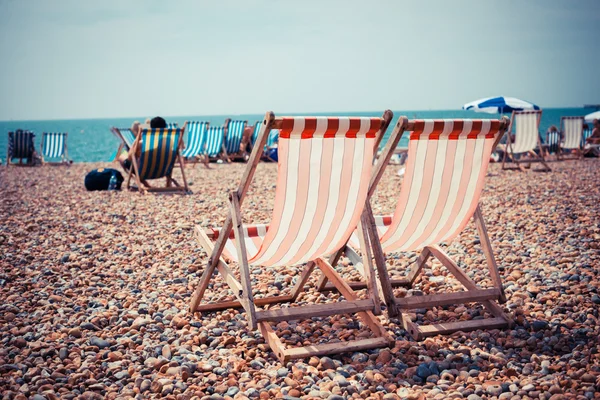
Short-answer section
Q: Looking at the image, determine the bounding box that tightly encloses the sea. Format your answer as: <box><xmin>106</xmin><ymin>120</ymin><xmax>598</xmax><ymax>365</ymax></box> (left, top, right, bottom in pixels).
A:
<box><xmin>0</xmin><ymin>108</ymin><xmax>593</xmax><ymax>163</ymax></box>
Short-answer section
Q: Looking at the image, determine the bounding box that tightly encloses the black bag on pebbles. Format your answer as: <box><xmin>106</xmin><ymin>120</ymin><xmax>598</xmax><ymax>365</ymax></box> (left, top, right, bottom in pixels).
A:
<box><xmin>84</xmin><ymin>168</ymin><xmax>124</xmax><ymax>191</ymax></box>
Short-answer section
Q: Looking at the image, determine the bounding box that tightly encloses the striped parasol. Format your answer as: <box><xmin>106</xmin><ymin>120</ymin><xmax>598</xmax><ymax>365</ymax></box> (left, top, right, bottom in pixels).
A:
<box><xmin>463</xmin><ymin>96</ymin><xmax>540</xmax><ymax>114</ymax></box>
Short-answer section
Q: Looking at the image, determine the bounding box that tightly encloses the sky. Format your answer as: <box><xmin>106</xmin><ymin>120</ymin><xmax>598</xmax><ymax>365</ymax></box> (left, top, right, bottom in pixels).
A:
<box><xmin>0</xmin><ymin>0</ymin><xmax>598</xmax><ymax>121</ymax></box>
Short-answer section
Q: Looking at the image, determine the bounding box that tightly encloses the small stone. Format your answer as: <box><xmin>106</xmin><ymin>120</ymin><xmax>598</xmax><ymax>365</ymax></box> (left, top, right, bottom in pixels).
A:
<box><xmin>171</xmin><ymin>316</ymin><xmax>187</xmax><ymax>329</ymax></box>
<box><xmin>68</xmin><ymin>328</ymin><xmax>82</xmax><ymax>338</ymax></box>
<box><xmin>89</xmin><ymin>336</ymin><xmax>110</xmax><ymax>349</ymax></box>
<box><xmin>140</xmin><ymin>379</ymin><xmax>151</xmax><ymax>393</ymax></box>
<box><xmin>320</xmin><ymin>356</ymin><xmax>336</xmax><ymax>370</ymax></box>
<box><xmin>532</xmin><ymin>320</ymin><xmax>548</xmax><ymax>331</ymax></box>
<box><xmin>151</xmin><ymin>381</ymin><xmax>162</xmax><ymax>393</ymax></box>
<box><xmin>376</xmin><ymin>349</ymin><xmax>393</xmax><ymax>364</ymax></box>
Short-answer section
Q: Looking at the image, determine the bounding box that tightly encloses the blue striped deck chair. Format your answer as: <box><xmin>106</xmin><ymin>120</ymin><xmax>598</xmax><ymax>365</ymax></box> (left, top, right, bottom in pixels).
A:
<box><xmin>204</xmin><ymin>126</ymin><xmax>226</xmax><ymax>161</ymax></box>
<box><xmin>127</xmin><ymin>126</ymin><xmax>190</xmax><ymax>194</ymax></box>
<box><xmin>223</xmin><ymin>119</ymin><xmax>248</xmax><ymax>161</ymax></box>
<box><xmin>251</xmin><ymin>120</ymin><xmax>261</xmax><ymax>147</ymax></box>
<box><xmin>7</xmin><ymin>130</ymin><xmax>36</xmax><ymax>166</ymax></box>
<box><xmin>262</xmin><ymin>129</ymin><xmax>280</xmax><ymax>162</ymax></box>
<box><xmin>545</xmin><ymin>131</ymin><xmax>561</xmax><ymax>156</ymax></box>
<box><xmin>167</xmin><ymin>122</ymin><xmax>179</xmax><ymax>129</ymax></box>
<box><xmin>582</xmin><ymin>128</ymin><xmax>593</xmax><ymax>147</ymax></box>
<box><xmin>182</xmin><ymin>121</ymin><xmax>209</xmax><ymax>164</ymax></box>
<box><xmin>41</xmin><ymin>132</ymin><xmax>70</xmax><ymax>165</ymax></box>
<box><xmin>110</xmin><ymin>127</ymin><xmax>137</xmax><ymax>162</ymax></box>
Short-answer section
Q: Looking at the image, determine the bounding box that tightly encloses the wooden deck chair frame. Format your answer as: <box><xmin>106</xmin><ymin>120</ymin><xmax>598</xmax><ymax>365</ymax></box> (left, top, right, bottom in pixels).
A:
<box><xmin>40</xmin><ymin>132</ymin><xmax>70</xmax><ymax>166</ymax></box>
<box><xmin>7</xmin><ymin>130</ymin><xmax>37</xmax><ymax>166</ymax></box>
<box><xmin>502</xmin><ymin>110</ymin><xmax>550</xmax><ymax>171</ymax></box>
<box><xmin>125</xmin><ymin>123</ymin><xmax>190</xmax><ymax>194</ymax></box>
<box><xmin>318</xmin><ymin>117</ymin><xmax>513</xmax><ymax>340</ymax></box>
<box><xmin>189</xmin><ymin>111</ymin><xmax>395</xmax><ymax>362</ymax></box>
<box><xmin>222</xmin><ymin>118</ymin><xmax>249</xmax><ymax>162</ymax></box>
<box><xmin>557</xmin><ymin>116</ymin><xmax>584</xmax><ymax>160</ymax></box>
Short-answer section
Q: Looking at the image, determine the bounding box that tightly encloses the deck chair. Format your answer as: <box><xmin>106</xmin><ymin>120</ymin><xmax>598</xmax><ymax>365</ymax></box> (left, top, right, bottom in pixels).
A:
<box><xmin>110</xmin><ymin>127</ymin><xmax>137</xmax><ymax>162</ymax></box>
<box><xmin>40</xmin><ymin>132</ymin><xmax>70</xmax><ymax>165</ymax></box>
<box><xmin>126</xmin><ymin>125</ymin><xmax>190</xmax><ymax>194</ymax></box>
<box><xmin>203</xmin><ymin>126</ymin><xmax>227</xmax><ymax>162</ymax></box>
<box><xmin>182</xmin><ymin>121</ymin><xmax>210</xmax><ymax>165</ymax></box>
<box><xmin>318</xmin><ymin>117</ymin><xmax>513</xmax><ymax>340</ymax></box>
<box><xmin>558</xmin><ymin>116</ymin><xmax>584</xmax><ymax>160</ymax></box>
<box><xmin>502</xmin><ymin>110</ymin><xmax>550</xmax><ymax>171</ymax></box>
<box><xmin>189</xmin><ymin>111</ymin><xmax>395</xmax><ymax>362</ymax></box>
<box><xmin>582</xmin><ymin>126</ymin><xmax>593</xmax><ymax>146</ymax></box>
<box><xmin>545</xmin><ymin>130</ymin><xmax>561</xmax><ymax>157</ymax></box>
<box><xmin>250</xmin><ymin>120</ymin><xmax>261</xmax><ymax>147</ymax></box>
<box><xmin>223</xmin><ymin>119</ymin><xmax>248</xmax><ymax>161</ymax></box>
<box><xmin>7</xmin><ymin>130</ymin><xmax>36</xmax><ymax>166</ymax></box>
<box><xmin>167</xmin><ymin>122</ymin><xmax>179</xmax><ymax>129</ymax></box>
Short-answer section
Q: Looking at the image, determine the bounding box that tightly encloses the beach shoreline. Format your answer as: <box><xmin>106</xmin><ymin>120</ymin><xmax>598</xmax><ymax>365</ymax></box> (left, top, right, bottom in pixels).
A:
<box><xmin>1</xmin><ymin>160</ymin><xmax>599</xmax><ymax>399</ymax></box>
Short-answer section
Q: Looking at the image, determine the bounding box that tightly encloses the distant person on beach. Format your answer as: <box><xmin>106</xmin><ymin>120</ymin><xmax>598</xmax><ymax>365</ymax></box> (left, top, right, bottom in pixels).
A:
<box><xmin>118</xmin><ymin>117</ymin><xmax>167</xmax><ymax>173</ymax></box>
<box><xmin>584</xmin><ymin>119</ymin><xmax>600</xmax><ymax>157</ymax></box>
<box><xmin>587</xmin><ymin>119</ymin><xmax>600</xmax><ymax>145</ymax></box>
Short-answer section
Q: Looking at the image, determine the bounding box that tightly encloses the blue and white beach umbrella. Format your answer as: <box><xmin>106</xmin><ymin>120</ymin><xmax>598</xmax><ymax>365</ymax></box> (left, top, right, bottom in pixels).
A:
<box><xmin>584</xmin><ymin>111</ymin><xmax>600</xmax><ymax>123</ymax></box>
<box><xmin>463</xmin><ymin>96</ymin><xmax>540</xmax><ymax>114</ymax></box>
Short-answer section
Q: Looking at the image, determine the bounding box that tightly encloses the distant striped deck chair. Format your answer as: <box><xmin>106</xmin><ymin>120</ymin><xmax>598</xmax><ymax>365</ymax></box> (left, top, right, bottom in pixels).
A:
<box><xmin>126</xmin><ymin>125</ymin><xmax>190</xmax><ymax>194</ymax></box>
<box><xmin>40</xmin><ymin>132</ymin><xmax>70</xmax><ymax>165</ymax></box>
<box><xmin>250</xmin><ymin>120</ymin><xmax>261</xmax><ymax>147</ymax></box>
<box><xmin>189</xmin><ymin>111</ymin><xmax>395</xmax><ymax>362</ymax></box>
<box><xmin>545</xmin><ymin>130</ymin><xmax>561</xmax><ymax>156</ymax></box>
<box><xmin>203</xmin><ymin>126</ymin><xmax>226</xmax><ymax>161</ymax></box>
<box><xmin>182</xmin><ymin>121</ymin><xmax>209</xmax><ymax>165</ymax></box>
<box><xmin>110</xmin><ymin>127</ymin><xmax>137</xmax><ymax>162</ymax></box>
<box><xmin>167</xmin><ymin>122</ymin><xmax>179</xmax><ymax>129</ymax></box>
<box><xmin>7</xmin><ymin>130</ymin><xmax>36</xmax><ymax>166</ymax></box>
<box><xmin>318</xmin><ymin>117</ymin><xmax>513</xmax><ymax>339</ymax></box>
<box><xmin>558</xmin><ymin>116</ymin><xmax>584</xmax><ymax>160</ymax></box>
<box><xmin>223</xmin><ymin>119</ymin><xmax>248</xmax><ymax>161</ymax></box>
<box><xmin>582</xmin><ymin>127</ymin><xmax>593</xmax><ymax>147</ymax></box>
<box><xmin>502</xmin><ymin>110</ymin><xmax>550</xmax><ymax>171</ymax></box>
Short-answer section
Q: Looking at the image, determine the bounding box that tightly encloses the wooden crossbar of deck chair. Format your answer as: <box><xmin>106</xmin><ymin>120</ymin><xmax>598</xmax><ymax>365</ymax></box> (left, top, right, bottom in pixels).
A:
<box><xmin>558</xmin><ymin>116</ymin><xmax>584</xmax><ymax>160</ymax></box>
<box><xmin>126</xmin><ymin>125</ymin><xmax>190</xmax><ymax>194</ymax></box>
<box><xmin>189</xmin><ymin>111</ymin><xmax>395</xmax><ymax>362</ymax></box>
<box><xmin>182</xmin><ymin>121</ymin><xmax>210</xmax><ymax>166</ymax></box>
<box><xmin>223</xmin><ymin>119</ymin><xmax>248</xmax><ymax>162</ymax></box>
<box><xmin>502</xmin><ymin>110</ymin><xmax>550</xmax><ymax>171</ymax></box>
<box><xmin>318</xmin><ymin>117</ymin><xmax>513</xmax><ymax>340</ymax></box>
<box><xmin>7</xmin><ymin>130</ymin><xmax>37</xmax><ymax>166</ymax></box>
<box><xmin>40</xmin><ymin>132</ymin><xmax>70</xmax><ymax>165</ymax></box>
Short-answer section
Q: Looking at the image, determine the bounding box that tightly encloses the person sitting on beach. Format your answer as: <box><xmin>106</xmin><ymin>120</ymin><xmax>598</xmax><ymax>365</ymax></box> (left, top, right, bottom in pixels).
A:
<box><xmin>118</xmin><ymin>117</ymin><xmax>167</xmax><ymax>173</ymax></box>
<box><xmin>584</xmin><ymin>119</ymin><xmax>600</xmax><ymax>157</ymax></box>
<box><xmin>587</xmin><ymin>119</ymin><xmax>600</xmax><ymax>145</ymax></box>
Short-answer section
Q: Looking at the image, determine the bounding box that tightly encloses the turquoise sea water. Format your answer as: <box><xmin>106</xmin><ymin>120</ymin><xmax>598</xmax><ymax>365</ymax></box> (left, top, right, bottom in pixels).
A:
<box><xmin>0</xmin><ymin>108</ymin><xmax>592</xmax><ymax>163</ymax></box>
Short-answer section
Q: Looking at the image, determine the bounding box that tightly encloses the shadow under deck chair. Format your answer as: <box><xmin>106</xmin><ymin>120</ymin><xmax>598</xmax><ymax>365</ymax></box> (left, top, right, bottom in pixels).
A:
<box><xmin>182</xmin><ymin>121</ymin><xmax>210</xmax><ymax>165</ymax></box>
<box><xmin>41</xmin><ymin>132</ymin><xmax>71</xmax><ymax>165</ymax></box>
<box><xmin>502</xmin><ymin>110</ymin><xmax>551</xmax><ymax>171</ymax></box>
<box><xmin>126</xmin><ymin>125</ymin><xmax>190</xmax><ymax>194</ymax></box>
<box><xmin>7</xmin><ymin>130</ymin><xmax>37</xmax><ymax>166</ymax></box>
<box><xmin>223</xmin><ymin>119</ymin><xmax>248</xmax><ymax>162</ymax></box>
<box><xmin>558</xmin><ymin>116</ymin><xmax>584</xmax><ymax>160</ymax></box>
<box><xmin>189</xmin><ymin>111</ymin><xmax>395</xmax><ymax>362</ymax></box>
<box><xmin>319</xmin><ymin>117</ymin><xmax>513</xmax><ymax>340</ymax></box>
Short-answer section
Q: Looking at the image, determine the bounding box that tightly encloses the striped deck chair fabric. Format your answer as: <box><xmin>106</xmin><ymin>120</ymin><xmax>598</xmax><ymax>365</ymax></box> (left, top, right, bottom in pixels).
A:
<box><xmin>545</xmin><ymin>131</ymin><xmax>560</xmax><ymax>154</ymax></box>
<box><xmin>8</xmin><ymin>130</ymin><xmax>35</xmax><ymax>161</ymax></box>
<box><xmin>212</xmin><ymin>117</ymin><xmax>382</xmax><ymax>267</ymax></box>
<box><xmin>351</xmin><ymin>119</ymin><xmax>505</xmax><ymax>252</ymax></box>
<box><xmin>561</xmin><ymin>116</ymin><xmax>584</xmax><ymax>150</ymax></box>
<box><xmin>167</xmin><ymin>122</ymin><xmax>179</xmax><ymax>129</ymax></box>
<box><xmin>42</xmin><ymin>132</ymin><xmax>67</xmax><ymax>159</ymax></box>
<box><xmin>137</xmin><ymin>128</ymin><xmax>183</xmax><ymax>180</ymax></box>
<box><xmin>182</xmin><ymin>121</ymin><xmax>209</xmax><ymax>158</ymax></box>
<box><xmin>582</xmin><ymin>128</ymin><xmax>593</xmax><ymax>147</ymax></box>
<box><xmin>251</xmin><ymin>120</ymin><xmax>261</xmax><ymax>146</ymax></box>
<box><xmin>204</xmin><ymin>126</ymin><xmax>225</xmax><ymax>157</ymax></box>
<box><xmin>510</xmin><ymin>111</ymin><xmax>540</xmax><ymax>154</ymax></box>
<box><xmin>224</xmin><ymin>120</ymin><xmax>246</xmax><ymax>155</ymax></box>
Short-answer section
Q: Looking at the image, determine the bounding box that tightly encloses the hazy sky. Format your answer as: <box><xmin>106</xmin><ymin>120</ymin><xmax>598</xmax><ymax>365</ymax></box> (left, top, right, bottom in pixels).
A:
<box><xmin>0</xmin><ymin>0</ymin><xmax>598</xmax><ymax>120</ymax></box>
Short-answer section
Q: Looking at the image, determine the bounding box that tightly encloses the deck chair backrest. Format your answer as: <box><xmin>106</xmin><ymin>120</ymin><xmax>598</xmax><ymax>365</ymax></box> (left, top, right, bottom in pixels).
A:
<box><xmin>182</xmin><ymin>121</ymin><xmax>209</xmax><ymax>158</ymax></box>
<box><xmin>510</xmin><ymin>111</ymin><xmax>541</xmax><ymax>154</ymax></box>
<box><xmin>546</xmin><ymin>131</ymin><xmax>560</xmax><ymax>154</ymax></box>
<box><xmin>204</xmin><ymin>126</ymin><xmax>225</xmax><ymax>157</ymax></box>
<box><xmin>114</xmin><ymin>128</ymin><xmax>136</xmax><ymax>149</ymax></box>
<box><xmin>137</xmin><ymin>128</ymin><xmax>183</xmax><ymax>180</ymax></box>
<box><xmin>582</xmin><ymin>127</ymin><xmax>593</xmax><ymax>147</ymax></box>
<box><xmin>251</xmin><ymin>121</ymin><xmax>261</xmax><ymax>145</ymax></box>
<box><xmin>42</xmin><ymin>132</ymin><xmax>67</xmax><ymax>158</ymax></box>
<box><xmin>267</xmin><ymin>129</ymin><xmax>279</xmax><ymax>148</ymax></box>
<box><xmin>224</xmin><ymin>117</ymin><xmax>384</xmax><ymax>268</ymax></box>
<box><xmin>379</xmin><ymin>119</ymin><xmax>506</xmax><ymax>253</ymax></box>
<box><xmin>224</xmin><ymin>120</ymin><xmax>247</xmax><ymax>154</ymax></box>
<box><xmin>561</xmin><ymin>116</ymin><xmax>584</xmax><ymax>150</ymax></box>
<box><xmin>167</xmin><ymin>122</ymin><xmax>179</xmax><ymax>129</ymax></box>
<box><xmin>9</xmin><ymin>130</ymin><xmax>35</xmax><ymax>159</ymax></box>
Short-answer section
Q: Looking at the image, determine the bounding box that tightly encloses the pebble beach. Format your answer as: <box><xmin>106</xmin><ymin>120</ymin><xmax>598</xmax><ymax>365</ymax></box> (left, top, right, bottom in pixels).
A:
<box><xmin>1</xmin><ymin>159</ymin><xmax>599</xmax><ymax>400</ymax></box>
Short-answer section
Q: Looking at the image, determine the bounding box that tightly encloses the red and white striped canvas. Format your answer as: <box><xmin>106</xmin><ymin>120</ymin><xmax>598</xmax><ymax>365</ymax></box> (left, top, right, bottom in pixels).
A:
<box><xmin>511</xmin><ymin>111</ymin><xmax>541</xmax><ymax>154</ymax></box>
<box><xmin>212</xmin><ymin>117</ymin><xmax>383</xmax><ymax>267</ymax></box>
<box><xmin>349</xmin><ymin>119</ymin><xmax>504</xmax><ymax>253</ymax></box>
<box><xmin>561</xmin><ymin>116</ymin><xmax>584</xmax><ymax>150</ymax></box>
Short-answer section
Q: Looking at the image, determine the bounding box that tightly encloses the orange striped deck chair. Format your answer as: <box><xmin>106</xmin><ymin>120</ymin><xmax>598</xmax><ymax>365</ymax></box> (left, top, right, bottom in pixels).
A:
<box><xmin>502</xmin><ymin>110</ymin><xmax>551</xmax><ymax>171</ymax></box>
<box><xmin>126</xmin><ymin>124</ymin><xmax>190</xmax><ymax>194</ymax></box>
<box><xmin>189</xmin><ymin>111</ymin><xmax>394</xmax><ymax>362</ymax></box>
<box><xmin>318</xmin><ymin>117</ymin><xmax>513</xmax><ymax>339</ymax></box>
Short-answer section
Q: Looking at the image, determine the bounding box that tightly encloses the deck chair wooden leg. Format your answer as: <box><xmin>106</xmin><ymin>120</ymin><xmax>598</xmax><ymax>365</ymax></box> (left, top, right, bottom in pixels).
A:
<box><xmin>289</xmin><ymin>261</ymin><xmax>316</xmax><ymax>302</ymax></box>
<box><xmin>356</xmin><ymin>213</ymin><xmax>382</xmax><ymax>315</ymax></box>
<box><xmin>178</xmin><ymin>154</ymin><xmax>190</xmax><ymax>192</ymax></box>
<box><xmin>473</xmin><ymin>205</ymin><xmax>507</xmax><ymax>303</ymax></box>
<box><xmin>230</xmin><ymin>193</ymin><xmax>257</xmax><ymax>330</ymax></box>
